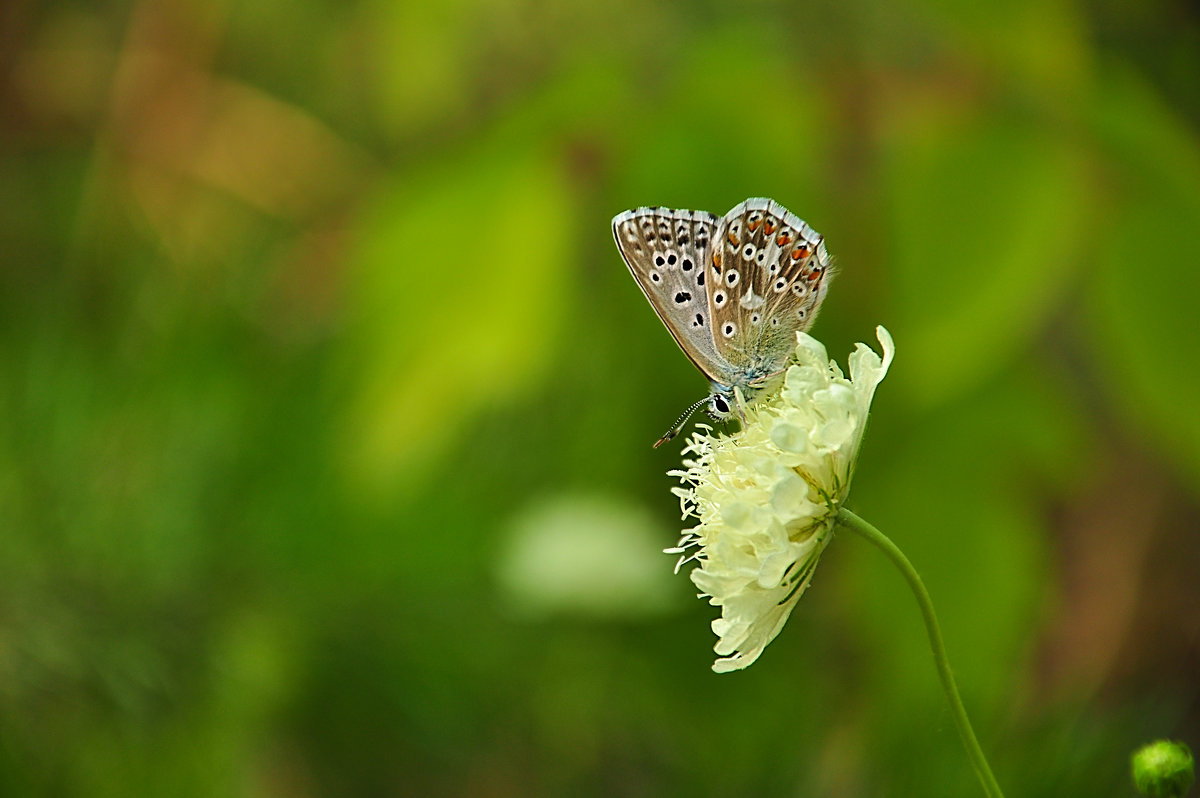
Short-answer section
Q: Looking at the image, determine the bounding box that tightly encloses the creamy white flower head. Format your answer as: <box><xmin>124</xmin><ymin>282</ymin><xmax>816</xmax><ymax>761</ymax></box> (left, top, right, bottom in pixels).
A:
<box><xmin>668</xmin><ymin>326</ymin><xmax>894</xmax><ymax>672</ymax></box>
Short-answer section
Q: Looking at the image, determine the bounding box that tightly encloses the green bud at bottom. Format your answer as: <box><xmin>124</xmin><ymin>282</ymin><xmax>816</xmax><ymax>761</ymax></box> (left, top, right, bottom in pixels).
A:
<box><xmin>1132</xmin><ymin>740</ymin><xmax>1195</xmax><ymax>798</ymax></box>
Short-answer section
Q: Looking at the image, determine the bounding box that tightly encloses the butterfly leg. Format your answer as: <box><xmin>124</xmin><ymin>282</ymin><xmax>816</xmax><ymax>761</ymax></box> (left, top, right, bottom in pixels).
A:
<box><xmin>733</xmin><ymin>386</ymin><xmax>749</xmax><ymax>422</ymax></box>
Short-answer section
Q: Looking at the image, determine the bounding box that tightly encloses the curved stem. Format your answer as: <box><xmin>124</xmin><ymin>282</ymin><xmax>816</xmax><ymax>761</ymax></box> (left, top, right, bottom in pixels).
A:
<box><xmin>837</xmin><ymin>507</ymin><xmax>1006</xmax><ymax>798</ymax></box>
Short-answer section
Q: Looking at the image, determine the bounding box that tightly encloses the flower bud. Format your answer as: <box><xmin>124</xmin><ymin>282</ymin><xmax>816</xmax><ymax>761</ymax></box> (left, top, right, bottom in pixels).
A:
<box><xmin>1132</xmin><ymin>740</ymin><xmax>1194</xmax><ymax>797</ymax></box>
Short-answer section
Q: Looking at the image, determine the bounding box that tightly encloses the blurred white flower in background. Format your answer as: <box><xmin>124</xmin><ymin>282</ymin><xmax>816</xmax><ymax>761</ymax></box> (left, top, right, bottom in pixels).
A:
<box><xmin>669</xmin><ymin>327</ymin><xmax>894</xmax><ymax>672</ymax></box>
<box><xmin>497</xmin><ymin>494</ymin><xmax>679</xmax><ymax>620</ymax></box>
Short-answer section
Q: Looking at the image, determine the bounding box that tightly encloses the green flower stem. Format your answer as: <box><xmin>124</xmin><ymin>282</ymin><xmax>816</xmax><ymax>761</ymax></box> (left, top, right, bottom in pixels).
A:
<box><xmin>837</xmin><ymin>507</ymin><xmax>1006</xmax><ymax>798</ymax></box>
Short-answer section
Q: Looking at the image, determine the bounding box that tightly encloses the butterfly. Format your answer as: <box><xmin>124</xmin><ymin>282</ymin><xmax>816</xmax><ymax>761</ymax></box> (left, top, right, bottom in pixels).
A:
<box><xmin>612</xmin><ymin>198</ymin><xmax>833</xmax><ymax>447</ymax></box>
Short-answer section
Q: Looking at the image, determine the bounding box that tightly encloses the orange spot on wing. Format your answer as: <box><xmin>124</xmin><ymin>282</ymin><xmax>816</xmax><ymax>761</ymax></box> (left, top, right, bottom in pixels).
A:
<box><xmin>764</xmin><ymin>221</ymin><xmax>776</xmax><ymax>234</ymax></box>
<box><xmin>747</xmin><ymin>218</ymin><xmax>760</xmax><ymax>230</ymax></box>
<box><xmin>727</xmin><ymin>232</ymin><xmax>739</xmax><ymax>246</ymax></box>
<box><xmin>713</xmin><ymin>251</ymin><xmax>722</xmax><ymax>268</ymax></box>
<box><xmin>791</xmin><ymin>247</ymin><xmax>809</xmax><ymax>261</ymax></box>
<box><xmin>776</xmin><ymin>233</ymin><xmax>791</xmax><ymax>246</ymax></box>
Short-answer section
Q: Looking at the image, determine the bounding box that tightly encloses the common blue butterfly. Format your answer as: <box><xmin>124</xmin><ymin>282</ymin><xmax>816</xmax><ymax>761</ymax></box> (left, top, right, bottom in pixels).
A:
<box><xmin>612</xmin><ymin>198</ymin><xmax>832</xmax><ymax>446</ymax></box>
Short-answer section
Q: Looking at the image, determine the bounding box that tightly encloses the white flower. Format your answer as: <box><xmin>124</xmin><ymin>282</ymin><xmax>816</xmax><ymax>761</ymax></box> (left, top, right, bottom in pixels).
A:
<box><xmin>668</xmin><ymin>326</ymin><xmax>894</xmax><ymax>672</ymax></box>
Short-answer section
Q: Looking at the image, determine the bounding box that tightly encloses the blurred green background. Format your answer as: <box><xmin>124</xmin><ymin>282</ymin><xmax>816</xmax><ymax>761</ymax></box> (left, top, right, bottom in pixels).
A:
<box><xmin>2</xmin><ymin>0</ymin><xmax>1199</xmax><ymax>795</ymax></box>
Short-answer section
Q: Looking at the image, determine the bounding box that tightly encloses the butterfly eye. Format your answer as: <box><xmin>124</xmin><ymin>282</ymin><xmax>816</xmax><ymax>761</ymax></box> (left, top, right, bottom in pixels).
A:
<box><xmin>711</xmin><ymin>395</ymin><xmax>731</xmax><ymax>416</ymax></box>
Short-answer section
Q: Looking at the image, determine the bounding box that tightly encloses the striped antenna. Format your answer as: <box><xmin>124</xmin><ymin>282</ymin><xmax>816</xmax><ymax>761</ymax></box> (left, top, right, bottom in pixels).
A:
<box><xmin>653</xmin><ymin>395</ymin><xmax>711</xmax><ymax>449</ymax></box>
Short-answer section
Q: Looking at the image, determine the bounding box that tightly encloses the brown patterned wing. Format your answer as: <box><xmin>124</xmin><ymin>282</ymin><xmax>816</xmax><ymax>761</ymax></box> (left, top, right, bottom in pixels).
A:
<box><xmin>706</xmin><ymin>198</ymin><xmax>833</xmax><ymax>372</ymax></box>
<box><xmin>612</xmin><ymin>206</ymin><xmax>728</xmax><ymax>381</ymax></box>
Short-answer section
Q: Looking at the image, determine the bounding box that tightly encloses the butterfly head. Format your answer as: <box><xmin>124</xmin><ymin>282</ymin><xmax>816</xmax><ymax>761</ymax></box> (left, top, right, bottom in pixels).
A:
<box><xmin>706</xmin><ymin>390</ymin><xmax>735</xmax><ymax>421</ymax></box>
<box><xmin>707</xmin><ymin>369</ymin><xmax>784</xmax><ymax>421</ymax></box>
<box><xmin>652</xmin><ymin>377</ymin><xmax>778</xmax><ymax>448</ymax></box>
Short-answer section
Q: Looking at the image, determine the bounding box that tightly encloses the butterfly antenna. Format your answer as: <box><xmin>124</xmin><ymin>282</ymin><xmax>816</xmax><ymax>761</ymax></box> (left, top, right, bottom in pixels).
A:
<box><xmin>653</xmin><ymin>395</ymin><xmax>710</xmax><ymax>449</ymax></box>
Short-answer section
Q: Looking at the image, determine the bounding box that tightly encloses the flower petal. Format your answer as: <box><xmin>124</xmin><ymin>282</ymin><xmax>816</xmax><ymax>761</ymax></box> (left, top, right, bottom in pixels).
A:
<box><xmin>670</xmin><ymin>326</ymin><xmax>894</xmax><ymax>671</ymax></box>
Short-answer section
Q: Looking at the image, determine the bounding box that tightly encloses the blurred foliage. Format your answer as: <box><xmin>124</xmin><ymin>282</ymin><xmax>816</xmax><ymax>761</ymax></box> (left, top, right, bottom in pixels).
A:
<box><xmin>2</xmin><ymin>0</ymin><xmax>1199</xmax><ymax>796</ymax></box>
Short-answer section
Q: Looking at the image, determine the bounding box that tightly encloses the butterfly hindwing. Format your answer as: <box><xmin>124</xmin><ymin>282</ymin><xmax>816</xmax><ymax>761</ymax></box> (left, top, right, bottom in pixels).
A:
<box><xmin>612</xmin><ymin>207</ymin><xmax>728</xmax><ymax>381</ymax></box>
<box><xmin>707</xmin><ymin>198</ymin><xmax>832</xmax><ymax>369</ymax></box>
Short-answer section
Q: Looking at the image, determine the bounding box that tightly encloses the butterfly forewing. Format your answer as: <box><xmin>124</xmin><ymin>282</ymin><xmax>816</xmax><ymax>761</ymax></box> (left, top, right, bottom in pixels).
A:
<box><xmin>707</xmin><ymin>198</ymin><xmax>832</xmax><ymax>369</ymax></box>
<box><xmin>612</xmin><ymin>207</ymin><xmax>728</xmax><ymax>381</ymax></box>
